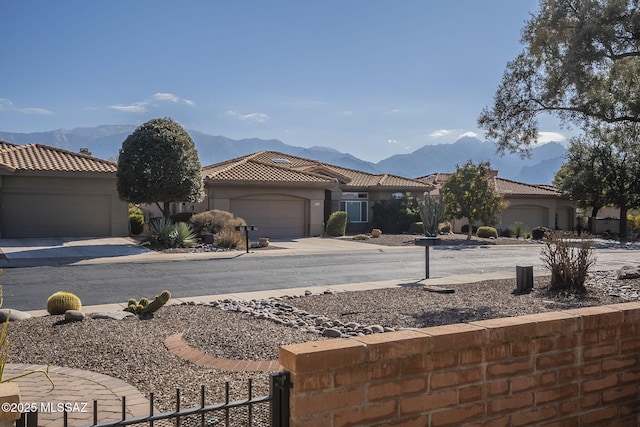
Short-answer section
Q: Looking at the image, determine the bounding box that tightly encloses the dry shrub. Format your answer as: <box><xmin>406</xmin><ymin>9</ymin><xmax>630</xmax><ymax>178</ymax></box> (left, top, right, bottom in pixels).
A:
<box><xmin>190</xmin><ymin>209</ymin><xmax>236</xmax><ymax>234</ymax></box>
<box><xmin>214</xmin><ymin>217</ymin><xmax>247</xmax><ymax>249</ymax></box>
<box><xmin>540</xmin><ymin>231</ymin><xmax>596</xmax><ymax>293</ymax></box>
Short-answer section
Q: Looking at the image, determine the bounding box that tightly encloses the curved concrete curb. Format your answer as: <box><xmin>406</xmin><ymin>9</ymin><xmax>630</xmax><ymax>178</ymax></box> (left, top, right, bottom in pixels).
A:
<box><xmin>164</xmin><ymin>333</ymin><xmax>282</xmax><ymax>373</ymax></box>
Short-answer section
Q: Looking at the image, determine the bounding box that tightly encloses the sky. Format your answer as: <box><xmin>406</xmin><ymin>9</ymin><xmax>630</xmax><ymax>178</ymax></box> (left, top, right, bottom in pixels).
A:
<box><xmin>0</xmin><ymin>0</ymin><xmax>566</xmax><ymax>163</ymax></box>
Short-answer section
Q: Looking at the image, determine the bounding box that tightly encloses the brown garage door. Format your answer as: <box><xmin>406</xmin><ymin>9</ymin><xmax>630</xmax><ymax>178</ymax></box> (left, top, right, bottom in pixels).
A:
<box><xmin>230</xmin><ymin>197</ymin><xmax>306</xmax><ymax>238</ymax></box>
<box><xmin>500</xmin><ymin>206</ymin><xmax>546</xmax><ymax>232</ymax></box>
<box><xmin>2</xmin><ymin>193</ymin><xmax>111</xmax><ymax>238</ymax></box>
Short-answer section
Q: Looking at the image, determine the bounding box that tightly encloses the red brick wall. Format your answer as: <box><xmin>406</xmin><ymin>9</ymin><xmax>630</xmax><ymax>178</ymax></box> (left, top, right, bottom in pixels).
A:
<box><xmin>279</xmin><ymin>302</ymin><xmax>640</xmax><ymax>426</ymax></box>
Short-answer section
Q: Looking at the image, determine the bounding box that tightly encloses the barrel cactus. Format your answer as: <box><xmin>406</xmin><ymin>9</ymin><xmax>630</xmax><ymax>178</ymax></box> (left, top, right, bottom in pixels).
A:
<box><xmin>46</xmin><ymin>291</ymin><xmax>82</xmax><ymax>315</ymax></box>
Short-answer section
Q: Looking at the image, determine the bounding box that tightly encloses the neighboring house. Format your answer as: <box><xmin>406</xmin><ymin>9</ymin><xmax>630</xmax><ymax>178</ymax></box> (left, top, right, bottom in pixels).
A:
<box><xmin>0</xmin><ymin>141</ymin><xmax>128</xmax><ymax>238</ymax></box>
<box><xmin>418</xmin><ymin>171</ymin><xmax>577</xmax><ymax>233</ymax></box>
<box><xmin>188</xmin><ymin>151</ymin><xmax>431</xmax><ymax>238</ymax></box>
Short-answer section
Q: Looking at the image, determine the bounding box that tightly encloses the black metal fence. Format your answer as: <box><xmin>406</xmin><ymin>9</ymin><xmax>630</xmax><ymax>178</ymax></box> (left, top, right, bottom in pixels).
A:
<box><xmin>17</xmin><ymin>372</ymin><xmax>291</xmax><ymax>427</ymax></box>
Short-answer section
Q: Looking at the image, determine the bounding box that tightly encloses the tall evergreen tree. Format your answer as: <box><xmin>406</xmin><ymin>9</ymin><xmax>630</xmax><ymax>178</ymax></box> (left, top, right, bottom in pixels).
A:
<box><xmin>117</xmin><ymin>118</ymin><xmax>204</xmax><ymax>218</ymax></box>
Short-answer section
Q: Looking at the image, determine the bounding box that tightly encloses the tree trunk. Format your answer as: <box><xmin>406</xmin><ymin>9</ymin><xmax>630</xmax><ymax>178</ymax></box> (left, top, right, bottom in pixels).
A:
<box><xmin>619</xmin><ymin>205</ymin><xmax>628</xmax><ymax>243</ymax></box>
<box><xmin>589</xmin><ymin>207</ymin><xmax>599</xmax><ymax>234</ymax></box>
<box><xmin>466</xmin><ymin>219</ymin><xmax>472</xmax><ymax>240</ymax></box>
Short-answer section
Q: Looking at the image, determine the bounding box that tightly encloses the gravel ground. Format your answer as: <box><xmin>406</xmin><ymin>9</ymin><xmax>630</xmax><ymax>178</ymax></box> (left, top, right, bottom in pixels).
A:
<box><xmin>4</xmin><ymin>234</ymin><xmax>639</xmax><ymax>414</ymax></box>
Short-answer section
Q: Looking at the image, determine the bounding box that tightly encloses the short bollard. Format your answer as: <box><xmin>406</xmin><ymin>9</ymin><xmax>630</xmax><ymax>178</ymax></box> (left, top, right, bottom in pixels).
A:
<box><xmin>516</xmin><ymin>265</ymin><xmax>534</xmax><ymax>293</ymax></box>
<box><xmin>414</xmin><ymin>237</ymin><xmax>441</xmax><ymax>279</ymax></box>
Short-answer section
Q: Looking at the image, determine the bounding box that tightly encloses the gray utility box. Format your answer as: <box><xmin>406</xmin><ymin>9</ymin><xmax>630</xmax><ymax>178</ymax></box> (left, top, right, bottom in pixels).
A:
<box><xmin>516</xmin><ymin>265</ymin><xmax>534</xmax><ymax>294</ymax></box>
<box><xmin>414</xmin><ymin>237</ymin><xmax>441</xmax><ymax>279</ymax></box>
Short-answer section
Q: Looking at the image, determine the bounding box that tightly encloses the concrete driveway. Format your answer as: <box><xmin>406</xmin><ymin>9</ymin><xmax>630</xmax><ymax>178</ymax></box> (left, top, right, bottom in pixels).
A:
<box><xmin>0</xmin><ymin>237</ymin><xmax>155</xmax><ymax>266</ymax></box>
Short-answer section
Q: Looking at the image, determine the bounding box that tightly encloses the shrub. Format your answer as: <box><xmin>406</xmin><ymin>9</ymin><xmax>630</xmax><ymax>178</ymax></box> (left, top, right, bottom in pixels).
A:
<box><xmin>409</xmin><ymin>222</ymin><xmax>423</xmax><ymax>234</ymax></box>
<box><xmin>149</xmin><ymin>217</ymin><xmax>197</xmax><ymax>247</ymax></box>
<box><xmin>190</xmin><ymin>209</ymin><xmax>236</xmax><ymax>235</ymax></box>
<box><xmin>170</xmin><ymin>212</ymin><xmax>193</xmax><ymax>224</ymax></box>
<box><xmin>371</xmin><ymin>198</ymin><xmax>417</xmax><ymax>234</ymax></box>
<box><xmin>500</xmin><ymin>228</ymin><xmax>514</xmax><ymax>238</ymax></box>
<box><xmin>476</xmin><ymin>226</ymin><xmax>498</xmax><ymax>238</ymax></box>
<box><xmin>129</xmin><ymin>214</ymin><xmax>144</xmax><ymax>235</ymax></box>
<box><xmin>326</xmin><ymin>211</ymin><xmax>348</xmax><ymax>237</ymax></box>
<box><xmin>46</xmin><ymin>291</ymin><xmax>82</xmax><ymax>315</ymax></box>
<box><xmin>129</xmin><ymin>205</ymin><xmax>143</xmax><ymax>216</ymax></box>
<box><xmin>173</xmin><ymin>222</ymin><xmax>197</xmax><ymax>247</ymax></box>
<box><xmin>514</xmin><ymin>221</ymin><xmax>524</xmax><ymax>238</ymax></box>
<box><xmin>532</xmin><ymin>226</ymin><xmax>552</xmax><ymax>240</ymax></box>
<box><xmin>461</xmin><ymin>224</ymin><xmax>477</xmax><ymax>234</ymax></box>
<box><xmin>215</xmin><ymin>217</ymin><xmax>247</xmax><ymax>249</ymax></box>
<box><xmin>439</xmin><ymin>222</ymin><xmax>452</xmax><ymax>234</ymax></box>
<box><xmin>541</xmin><ymin>231</ymin><xmax>595</xmax><ymax>293</ymax></box>
<box><xmin>352</xmin><ymin>234</ymin><xmax>370</xmax><ymax>241</ymax></box>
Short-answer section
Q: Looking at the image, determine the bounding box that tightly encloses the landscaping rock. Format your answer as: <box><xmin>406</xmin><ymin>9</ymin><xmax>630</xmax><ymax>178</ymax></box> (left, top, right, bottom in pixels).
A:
<box><xmin>64</xmin><ymin>310</ymin><xmax>85</xmax><ymax>322</ymax></box>
<box><xmin>91</xmin><ymin>311</ymin><xmax>136</xmax><ymax>320</ymax></box>
<box><xmin>0</xmin><ymin>309</ymin><xmax>32</xmax><ymax>322</ymax></box>
<box><xmin>617</xmin><ymin>265</ymin><xmax>640</xmax><ymax>280</ymax></box>
<box><xmin>322</xmin><ymin>328</ymin><xmax>343</xmax><ymax>338</ymax></box>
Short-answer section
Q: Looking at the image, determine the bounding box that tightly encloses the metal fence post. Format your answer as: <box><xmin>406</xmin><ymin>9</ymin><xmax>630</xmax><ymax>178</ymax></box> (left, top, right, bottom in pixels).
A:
<box><xmin>270</xmin><ymin>372</ymin><xmax>291</xmax><ymax>427</ymax></box>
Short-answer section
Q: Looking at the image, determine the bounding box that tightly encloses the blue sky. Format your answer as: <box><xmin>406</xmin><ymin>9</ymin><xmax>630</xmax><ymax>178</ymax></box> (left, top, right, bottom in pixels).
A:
<box><xmin>1</xmin><ymin>0</ymin><xmax>563</xmax><ymax>162</ymax></box>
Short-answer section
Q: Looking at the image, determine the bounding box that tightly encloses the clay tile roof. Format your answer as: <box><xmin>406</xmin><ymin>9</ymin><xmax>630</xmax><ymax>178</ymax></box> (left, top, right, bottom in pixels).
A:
<box><xmin>202</xmin><ymin>151</ymin><xmax>430</xmax><ymax>190</ymax></box>
<box><xmin>0</xmin><ymin>142</ymin><xmax>117</xmax><ymax>173</ymax></box>
<box><xmin>417</xmin><ymin>172</ymin><xmax>561</xmax><ymax>197</ymax></box>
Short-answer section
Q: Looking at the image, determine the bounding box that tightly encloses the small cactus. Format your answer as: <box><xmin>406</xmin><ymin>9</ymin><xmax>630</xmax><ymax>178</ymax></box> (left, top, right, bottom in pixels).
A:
<box><xmin>141</xmin><ymin>290</ymin><xmax>171</xmax><ymax>315</ymax></box>
<box><xmin>123</xmin><ymin>290</ymin><xmax>171</xmax><ymax>316</ymax></box>
<box><xmin>47</xmin><ymin>291</ymin><xmax>82</xmax><ymax>315</ymax></box>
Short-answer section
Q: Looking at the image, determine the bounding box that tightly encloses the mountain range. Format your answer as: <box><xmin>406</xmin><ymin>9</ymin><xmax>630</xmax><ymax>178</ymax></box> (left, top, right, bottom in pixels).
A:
<box><xmin>0</xmin><ymin>125</ymin><xmax>566</xmax><ymax>184</ymax></box>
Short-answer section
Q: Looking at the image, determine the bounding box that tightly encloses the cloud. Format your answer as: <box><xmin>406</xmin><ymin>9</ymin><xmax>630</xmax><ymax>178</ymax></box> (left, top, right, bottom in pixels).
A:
<box><xmin>387</xmin><ymin>138</ymin><xmax>399</xmax><ymax>145</ymax></box>
<box><xmin>0</xmin><ymin>98</ymin><xmax>53</xmax><ymax>115</ymax></box>
<box><xmin>429</xmin><ymin>129</ymin><xmax>452</xmax><ymax>138</ymax></box>
<box><xmin>152</xmin><ymin>92</ymin><xmax>178</xmax><ymax>102</ymax></box>
<box><xmin>225</xmin><ymin>110</ymin><xmax>270</xmax><ymax>123</ymax></box>
<box><xmin>537</xmin><ymin>131</ymin><xmax>567</xmax><ymax>143</ymax></box>
<box><xmin>459</xmin><ymin>131</ymin><xmax>478</xmax><ymax>138</ymax></box>
<box><xmin>343</xmin><ymin>111</ymin><xmax>353</xmax><ymax>117</ymax></box>
<box><xmin>109</xmin><ymin>92</ymin><xmax>194</xmax><ymax>113</ymax></box>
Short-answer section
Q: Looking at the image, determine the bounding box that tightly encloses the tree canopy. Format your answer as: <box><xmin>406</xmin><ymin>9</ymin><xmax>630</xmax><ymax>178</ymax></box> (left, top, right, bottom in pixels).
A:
<box><xmin>117</xmin><ymin>117</ymin><xmax>204</xmax><ymax>217</ymax></box>
<box><xmin>442</xmin><ymin>161</ymin><xmax>506</xmax><ymax>240</ymax></box>
<box><xmin>554</xmin><ymin>124</ymin><xmax>640</xmax><ymax>240</ymax></box>
<box><xmin>478</xmin><ymin>0</ymin><xmax>640</xmax><ymax>154</ymax></box>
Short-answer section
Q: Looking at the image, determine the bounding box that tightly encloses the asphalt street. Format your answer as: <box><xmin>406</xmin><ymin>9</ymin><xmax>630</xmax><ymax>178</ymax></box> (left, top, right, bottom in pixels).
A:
<box><xmin>2</xmin><ymin>244</ymin><xmax>637</xmax><ymax>311</ymax></box>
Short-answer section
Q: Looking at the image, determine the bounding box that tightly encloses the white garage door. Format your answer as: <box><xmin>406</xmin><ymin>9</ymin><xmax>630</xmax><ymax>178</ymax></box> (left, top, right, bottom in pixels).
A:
<box><xmin>230</xmin><ymin>197</ymin><xmax>306</xmax><ymax>238</ymax></box>
<box><xmin>2</xmin><ymin>193</ymin><xmax>111</xmax><ymax>238</ymax></box>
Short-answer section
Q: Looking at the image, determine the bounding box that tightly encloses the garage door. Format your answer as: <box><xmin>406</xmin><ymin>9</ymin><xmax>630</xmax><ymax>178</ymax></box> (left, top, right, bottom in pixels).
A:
<box><xmin>2</xmin><ymin>193</ymin><xmax>111</xmax><ymax>238</ymax></box>
<box><xmin>499</xmin><ymin>206</ymin><xmax>546</xmax><ymax>232</ymax></box>
<box><xmin>230</xmin><ymin>197</ymin><xmax>306</xmax><ymax>238</ymax></box>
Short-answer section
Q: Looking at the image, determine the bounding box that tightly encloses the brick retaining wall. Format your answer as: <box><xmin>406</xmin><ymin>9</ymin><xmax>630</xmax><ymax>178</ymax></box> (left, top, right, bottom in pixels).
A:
<box><xmin>279</xmin><ymin>302</ymin><xmax>640</xmax><ymax>426</ymax></box>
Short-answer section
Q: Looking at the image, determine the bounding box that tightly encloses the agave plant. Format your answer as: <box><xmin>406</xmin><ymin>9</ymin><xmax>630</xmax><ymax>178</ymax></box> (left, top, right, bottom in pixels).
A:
<box><xmin>173</xmin><ymin>222</ymin><xmax>198</xmax><ymax>247</ymax></box>
<box><xmin>149</xmin><ymin>217</ymin><xmax>175</xmax><ymax>246</ymax></box>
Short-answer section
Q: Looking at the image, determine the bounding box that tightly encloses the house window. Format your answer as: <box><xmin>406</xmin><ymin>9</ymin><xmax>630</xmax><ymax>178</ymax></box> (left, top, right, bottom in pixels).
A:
<box><xmin>340</xmin><ymin>193</ymin><xmax>369</xmax><ymax>223</ymax></box>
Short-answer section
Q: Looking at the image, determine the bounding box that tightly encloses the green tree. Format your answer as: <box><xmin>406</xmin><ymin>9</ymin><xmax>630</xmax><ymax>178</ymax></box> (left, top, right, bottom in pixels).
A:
<box><xmin>117</xmin><ymin>118</ymin><xmax>204</xmax><ymax>218</ymax></box>
<box><xmin>442</xmin><ymin>161</ymin><xmax>506</xmax><ymax>240</ymax></box>
<box><xmin>478</xmin><ymin>0</ymin><xmax>640</xmax><ymax>155</ymax></box>
<box><xmin>555</xmin><ymin>124</ymin><xmax>640</xmax><ymax>241</ymax></box>
<box><xmin>553</xmin><ymin>140</ymin><xmax>608</xmax><ymax>230</ymax></box>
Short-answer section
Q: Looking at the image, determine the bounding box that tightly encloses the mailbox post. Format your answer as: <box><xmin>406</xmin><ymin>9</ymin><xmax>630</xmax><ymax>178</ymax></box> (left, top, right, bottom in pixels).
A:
<box><xmin>414</xmin><ymin>237</ymin><xmax>441</xmax><ymax>279</ymax></box>
<box><xmin>235</xmin><ymin>225</ymin><xmax>258</xmax><ymax>253</ymax></box>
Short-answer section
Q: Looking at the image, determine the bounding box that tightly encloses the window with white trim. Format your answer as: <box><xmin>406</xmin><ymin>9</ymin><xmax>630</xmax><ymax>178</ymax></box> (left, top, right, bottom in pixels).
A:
<box><xmin>340</xmin><ymin>192</ymin><xmax>368</xmax><ymax>223</ymax></box>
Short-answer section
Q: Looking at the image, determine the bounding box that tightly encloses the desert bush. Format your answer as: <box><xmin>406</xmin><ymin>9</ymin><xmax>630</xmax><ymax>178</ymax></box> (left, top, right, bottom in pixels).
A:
<box><xmin>148</xmin><ymin>217</ymin><xmax>197</xmax><ymax>248</ymax></box>
<box><xmin>352</xmin><ymin>234</ymin><xmax>370</xmax><ymax>241</ymax></box>
<box><xmin>326</xmin><ymin>211</ymin><xmax>348</xmax><ymax>237</ymax></box>
<box><xmin>372</xmin><ymin>198</ymin><xmax>417</xmax><ymax>234</ymax></box>
<box><xmin>500</xmin><ymin>228</ymin><xmax>514</xmax><ymax>238</ymax></box>
<box><xmin>439</xmin><ymin>222</ymin><xmax>452</xmax><ymax>234</ymax></box>
<box><xmin>214</xmin><ymin>217</ymin><xmax>247</xmax><ymax>249</ymax></box>
<box><xmin>190</xmin><ymin>210</ymin><xmax>236</xmax><ymax>235</ymax></box>
<box><xmin>476</xmin><ymin>226</ymin><xmax>498</xmax><ymax>238</ymax></box>
<box><xmin>532</xmin><ymin>226</ymin><xmax>552</xmax><ymax>240</ymax></box>
<box><xmin>409</xmin><ymin>222</ymin><xmax>423</xmax><ymax>234</ymax></box>
<box><xmin>129</xmin><ymin>213</ymin><xmax>144</xmax><ymax>235</ymax></box>
<box><xmin>514</xmin><ymin>221</ymin><xmax>524</xmax><ymax>238</ymax></box>
<box><xmin>173</xmin><ymin>222</ymin><xmax>197</xmax><ymax>247</ymax></box>
<box><xmin>540</xmin><ymin>231</ymin><xmax>596</xmax><ymax>293</ymax></box>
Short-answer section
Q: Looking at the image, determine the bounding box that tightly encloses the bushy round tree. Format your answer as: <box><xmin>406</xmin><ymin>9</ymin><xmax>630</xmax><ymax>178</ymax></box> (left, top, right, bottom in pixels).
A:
<box><xmin>117</xmin><ymin>118</ymin><xmax>204</xmax><ymax>217</ymax></box>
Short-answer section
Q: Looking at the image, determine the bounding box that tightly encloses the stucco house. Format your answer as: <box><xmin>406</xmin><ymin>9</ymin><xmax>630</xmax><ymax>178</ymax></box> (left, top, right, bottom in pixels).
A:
<box><xmin>188</xmin><ymin>151</ymin><xmax>431</xmax><ymax>238</ymax></box>
<box><xmin>419</xmin><ymin>171</ymin><xmax>577</xmax><ymax>233</ymax></box>
<box><xmin>0</xmin><ymin>141</ymin><xmax>128</xmax><ymax>238</ymax></box>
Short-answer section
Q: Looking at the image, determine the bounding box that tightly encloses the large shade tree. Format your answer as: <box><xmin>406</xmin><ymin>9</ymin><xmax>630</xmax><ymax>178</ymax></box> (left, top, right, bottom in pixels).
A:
<box><xmin>478</xmin><ymin>0</ymin><xmax>640</xmax><ymax>155</ymax></box>
<box><xmin>117</xmin><ymin>118</ymin><xmax>204</xmax><ymax>218</ymax></box>
<box><xmin>555</xmin><ymin>124</ymin><xmax>640</xmax><ymax>240</ymax></box>
<box><xmin>442</xmin><ymin>161</ymin><xmax>506</xmax><ymax>240</ymax></box>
